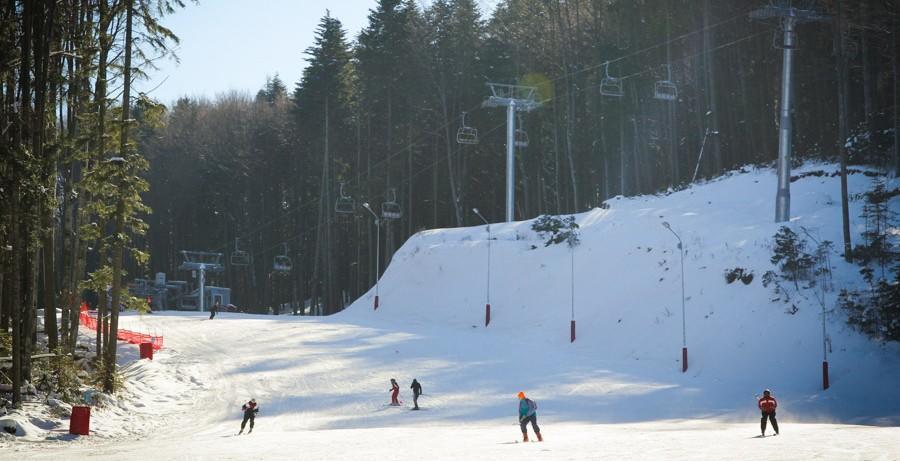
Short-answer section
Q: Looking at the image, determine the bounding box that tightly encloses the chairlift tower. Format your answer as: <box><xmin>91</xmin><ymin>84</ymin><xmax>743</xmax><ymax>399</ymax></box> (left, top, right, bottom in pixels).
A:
<box><xmin>178</xmin><ymin>251</ymin><xmax>224</xmax><ymax>312</ymax></box>
<box><xmin>483</xmin><ymin>83</ymin><xmax>542</xmax><ymax>222</ymax></box>
<box><xmin>750</xmin><ymin>1</ymin><xmax>826</xmax><ymax>222</ymax></box>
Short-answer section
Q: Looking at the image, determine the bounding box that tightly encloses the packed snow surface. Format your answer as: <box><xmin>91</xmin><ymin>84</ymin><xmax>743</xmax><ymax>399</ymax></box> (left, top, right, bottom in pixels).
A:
<box><xmin>5</xmin><ymin>164</ymin><xmax>900</xmax><ymax>460</ymax></box>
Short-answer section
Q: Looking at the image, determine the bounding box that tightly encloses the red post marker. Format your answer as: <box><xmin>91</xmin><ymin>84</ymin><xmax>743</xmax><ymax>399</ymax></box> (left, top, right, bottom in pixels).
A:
<box><xmin>485</xmin><ymin>303</ymin><xmax>491</xmax><ymax>327</ymax></box>
<box><xmin>570</xmin><ymin>320</ymin><xmax>576</xmax><ymax>343</ymax></box>
<box><xmin>822</xmin><ymin>361</ymin><xmax>829</xmax><ymax>390</ymax></box>
<box><xmin>682</xmin><ymin>347</ymin><xmax>688</xmax><ymax>373</ymax></box>
<box><xmin>374</xmin><ymin>295</ymin><xmax>379</xmax><ymax>310</ymax></box>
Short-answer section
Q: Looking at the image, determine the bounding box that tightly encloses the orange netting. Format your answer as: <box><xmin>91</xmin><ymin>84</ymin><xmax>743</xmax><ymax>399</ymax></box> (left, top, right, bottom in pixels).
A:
<box><xmin>79</xmin><ymin>304</ymin><xmax>164</xmax><ymax>350</ymax></box>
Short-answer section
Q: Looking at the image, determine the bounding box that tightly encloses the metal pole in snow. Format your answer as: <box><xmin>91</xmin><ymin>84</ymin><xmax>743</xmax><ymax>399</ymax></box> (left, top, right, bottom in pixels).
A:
<box><xmin>506</xmin><ymin>101</ymin><xmax>516</xmax><ymax>222</ymax></box>
<box><xmin>662</xmin><ymin>222</ymin><xmax>686</xmax><ymax>372</ymax></box>
<box><xmin>363</xmin><ymin>203</ymin><xmax>380</xmax><ymax>310</ymax></box>
<box><xmin>775</xmin><ymin>17</ymin><xmax>796</xmax><ymax>223</ymax></box>
<box><xmin>570</xmin><ymin>244</ymin><xmax>576</xmax><ymax>343</ymax></box>
<box><xmin>473</xmin><ymin>208</ymin><xmax>491</xmax><ymax>327</ymax></box>
<box><xmin>199</xmin><ymin>265</ymin><xmax>205</xmax><ymax>313</ymax></box>
<box><xmin>375</xmin><ymin>219</ymin><xmax>381</xmax><ymax>310</ymax></box>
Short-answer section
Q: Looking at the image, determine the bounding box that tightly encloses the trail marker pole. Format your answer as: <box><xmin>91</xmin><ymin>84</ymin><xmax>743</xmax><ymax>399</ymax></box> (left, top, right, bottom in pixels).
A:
<box><xmin>662</xmin><ymin>222</ymin><xmax>687</xmax><ymax>372</ymax></box>
<box><xmin>473</xmin><ymin>208</ymin><xmax>492</xmax><ymax>327</ymax></box>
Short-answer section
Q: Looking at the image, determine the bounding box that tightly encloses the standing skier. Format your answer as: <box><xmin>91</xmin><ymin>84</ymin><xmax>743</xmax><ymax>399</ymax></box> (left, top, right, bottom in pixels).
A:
<box><xmin>410</xmin><ymin>379</ymin><xmax>422</xmax><ymax>410</ymax></box>
<box><xmin>517</xmin><ymin>391</ymin><xmax>542</xmax><ymax>442</ymax></box>
<box><xmin>390</xmin><ymin>378</ymin><xmax>400</xmax><ymax>406</ymax></box>
<box><xmin>209</xmin><ymin>301</ymin><xmax>220</xmax><ymax>320</ymax></box>
<box><xmin>238</xmin><ymin>398</ymin><xmax>258</xmax><ymax>434</ymax></box>
<box><xmin>758</xmin><ymin>389</ymin><xmax>779</xmax><ymax>436</ymax></box>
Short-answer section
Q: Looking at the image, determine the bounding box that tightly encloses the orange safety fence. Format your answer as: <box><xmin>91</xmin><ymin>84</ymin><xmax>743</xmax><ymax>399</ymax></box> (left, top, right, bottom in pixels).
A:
<box><xmin>79</xmin><ymin>304</ymin><xmax>164</xmax><ymax>350</ymax></box>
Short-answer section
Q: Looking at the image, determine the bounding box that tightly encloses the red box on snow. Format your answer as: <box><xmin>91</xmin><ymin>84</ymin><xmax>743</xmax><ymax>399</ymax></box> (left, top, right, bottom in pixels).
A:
<box><xmin>69</xmin><ymin>405</ymin><xmax>90</xmax><ymax>435</ymax></box>
<box><xmin>140</xmin><ymin>342</ymin><xmax>154</xmax><ymax>360</ymax></box>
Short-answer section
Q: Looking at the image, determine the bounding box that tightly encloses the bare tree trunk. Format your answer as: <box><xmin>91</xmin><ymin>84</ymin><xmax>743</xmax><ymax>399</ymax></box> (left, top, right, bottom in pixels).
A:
<box><xmin>105</xmin><ymin>0</ymin><xmax>132</xmax><ymax>392</ymax></box>
<box><xmin>566</xmin><ymin>84</ymin><xmax>579</xmax><ymax>211</ymax></box>
<box><xmin>702</xmin><ymin>0</ymin><xmax>721</xmax><ymax>173</ymax></box>
<box><xmin>39</xmin><ymin>1</ymin><xmax>60</xmax><ymax>351</ymax></box>
<box><xmin>835</xmin><ymin>0</ymin><xmax>853</xmax><ymax>261</ymax></box>
<box><xmin>619</xmin><ymin>107</ymin><xmax>626</xmax><ymax>196</ymax></box>
<box><xmin>11</xmin><ymin>198</ymin><xmax>21</xmax><ymax>406</ymax></box>
<box><xmin>440</xmin><ymin>93</ymin><xmax>464</xmax><ymax>227</ymax></box>
<box><xmin>11</xmin><ymin>0</ymin><xmax>34</xmax><ymax>408</ymax></box>
<box><xmin>860</xmin><ymin>0</ymin><xmax>874</xmax><ymax>126</ymax></box>
<box><xmin>893</xmin><ymin>0</ymin><xmax>899</xmax><ymax>177</ymax></box>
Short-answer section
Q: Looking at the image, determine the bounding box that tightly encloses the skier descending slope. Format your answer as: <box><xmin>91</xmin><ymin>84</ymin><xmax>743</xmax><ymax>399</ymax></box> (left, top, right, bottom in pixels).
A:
<box><xmin>389</xmin><ymin>378</ymin><xmax>401</xmax><ymax>406</ymax></box>
<box><xmin>410</xmin><ymin>379</ymin><xmax>422</xmax><ymax>410</ymax></box>
<box><xmin>517</xmin><ymin>392</ymin><xmax>542</xmax><ymax>442</ymax></box>
<box><xmin>758</xmin><ymin>389</ymin><xmax>779</xmax><ymax>437</ymax></box>
<box><xmin>238</xmin><ymin>399</ymin><xmax>259</xmax><ymax>434</ymax></box>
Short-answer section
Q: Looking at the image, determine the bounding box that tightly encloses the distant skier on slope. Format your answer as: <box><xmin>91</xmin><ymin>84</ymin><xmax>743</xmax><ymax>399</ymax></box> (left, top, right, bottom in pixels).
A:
<box><xmin>390</xmin><ymin>378</ymin><xmax>401</xmax><ymax>406</ymax></box>
<box><xmin>517</xmin><ymin>391</ymin><xmax>542</xmax><ymax>442</ymax></box>
<box><xmin>410</xmin><ymin>379</ymin><xmax>422</xmax><ymax>410</ymax></box>
<box><xmin>209</xmin><ymin>301</ymin><xmax>220</xmax><ymax>320</ymax></box>
<box><xmin>758</xmin><ymin>389</ymin><xmax>779</xmax><ymax>436</ymax></box>
<box><xmin>238</xmin><ymin>398</ymin><xmax>258</xmax><ymax>434</ymax></box>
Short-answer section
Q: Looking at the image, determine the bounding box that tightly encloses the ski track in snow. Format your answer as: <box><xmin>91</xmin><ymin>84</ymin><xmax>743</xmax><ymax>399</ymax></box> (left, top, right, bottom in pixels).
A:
<box><xmin>5</xmin><ymin>164</ymin><xmax>900</xmax><ymax>460</ymax></box>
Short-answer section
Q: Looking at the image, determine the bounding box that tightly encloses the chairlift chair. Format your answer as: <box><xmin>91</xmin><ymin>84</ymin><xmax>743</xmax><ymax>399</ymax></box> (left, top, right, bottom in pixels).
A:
<box><xmin>230</xmin><ymin>238</ymin><xmax>250</xmax><ymax>266</ymax></box>
<box><xmin>514</xmin><ymin>129</ymin><xmax>529</xmax><ymax>148</ymax></box>
<box><xmin>645</xmin><ymin>118</ymin><xmax>661</xmax><ymax>148</ymax></box>
<box><xmin>456</xmin><ymin>112</ymin><xmax>479</xmax><ymax>145</ymax></box>
<box><xmin>335</xmin><ymin>182</ymin><xmax>356</xmax><ymax>214</ymax></box>
<box><xmin>273</xmin><ymin>243</ymin><xmax>292</xmax><ymax>272</ymax></box>
<box><xmin>773</xmin><ymin>29</ymin><xmax>799</xmax><ymax>50</ymax></box>
<box><xmin>381</xmin><ymin>188</ymin><xmax>402</xmax><ymax>220</ymax></box>
<box><xmin>654</xmin><ymin>65</ymin><xmax>678</xmax><ymax>101</ymax></box>
<box><xmin>600</xmin><ymin>62</ymin><xmax>625</xmax><ymax>98</ymax></box>
<box><xmin>514</xmin><ymin>114</ymin><xmax>530</xmax><ymax>148</ymax></box>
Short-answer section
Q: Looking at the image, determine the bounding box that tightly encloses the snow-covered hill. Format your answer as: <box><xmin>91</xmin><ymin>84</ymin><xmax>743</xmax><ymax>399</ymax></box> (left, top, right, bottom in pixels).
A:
<box><xmin>334</xmin><ymin>163</ymin><xmax>899</xmax><ymax>424</ymax></box>
<box><xmin>6</xmin><ymin>163</ymin><xmax>900</xmax><ymax>460</ymax></box>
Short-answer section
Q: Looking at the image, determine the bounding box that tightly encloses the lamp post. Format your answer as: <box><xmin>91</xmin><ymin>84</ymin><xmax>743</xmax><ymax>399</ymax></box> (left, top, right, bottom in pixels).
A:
<box><xmin>662</xmin><ymin>222</ymin><xmax>687</xmax><ymax>372</ymax></box>
<box><xmin>473</xmin><ymin>208</ymin><xmax>491</xmax><ymax>327</ymax></box>
<box><xmin>363</xmin><ymin>203</ymin><xmax>380</xmax><ymax>310</ymax></box>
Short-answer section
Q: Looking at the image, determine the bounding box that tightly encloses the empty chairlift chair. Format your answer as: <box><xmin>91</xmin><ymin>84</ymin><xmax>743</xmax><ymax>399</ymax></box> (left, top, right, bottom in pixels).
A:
<box><xmin>381</xmin><ymin>188</ymin><xmax>402</xmax><ymax>220</ymax></box>
<box><xmin>335</xmin><ymin>182</ymin><xmax>356</xmax><ymax>214</ymax></box>
<box><xmin>456</xmin><ymin>112</ymin><xmax>479</xmax><ymax>145</ymax></box>
<box><xmin>514</xmin><ymin>114</ymin><xmax>529</xmax><ymax>148</ymax></box>
<box><xmin>230</xmin><ymin>238</ymin><xmax>250</xmax><ymax>266</ymax></box>
<box><xmin>273</xmin><ymin>243</ymin><xmax>292</xmax><ymax>272</ymax></box>
<box><xmin>654</xmin><ymin>65</ymin><xmax>678</xmax><ymax>101</ymax></box>
<box><xmin>599</xmin><ymin>62</ymin><xmax>625</xmax><ymax>98</ymax></box>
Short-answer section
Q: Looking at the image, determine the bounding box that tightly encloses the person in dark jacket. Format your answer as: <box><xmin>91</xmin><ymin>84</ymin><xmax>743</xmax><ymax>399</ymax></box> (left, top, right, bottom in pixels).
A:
<box><xmin>209</xmin><ymin>301</ymin><xmax>220</xmax><ymax>320</ymax></box>
<box><xmin>758</xmin><ymin>389</ymin><xmax>779</xmax><ymax>436</ymax></box>
<box><xmin>517</xmin><ymin>391</ymin><xmax>542</xmax><ymax>442</ymax></box>
<box><xmin>410</xmin><ymin>379</ymin><xmax>422</xmax><ymax>410</ymax></box>
<box><xmin>239</xmin><ymin>398</ymin><xmax>258</xmax><ymax>434</ymax></box>
<box><xmin>390</xmin><ymin>378</ymin><xmax>400</xmax><ymax>406</ymax></box>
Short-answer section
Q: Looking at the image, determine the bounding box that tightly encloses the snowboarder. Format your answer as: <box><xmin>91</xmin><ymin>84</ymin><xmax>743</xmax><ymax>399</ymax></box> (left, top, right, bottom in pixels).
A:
<box><xmin>517</xmin><ymin>391</ymin><xmax>542</xmax><ymax>442</ymax></box>
<box><xmin>410</xmin><ymin>379</ymin><xmax>422</xmax><ymax>410</ymax></box>
<box><xmin>209</xmin><ymin>301</ymin><xmax>220</xmax><ymax>320</ymax></box>
<box><xmin>390</xmin><ymin>378</ymin><xmax>400</xmax><ymax>406</ymax></box>
<box><xmin>238</xmin><ymin>398</ymin><xmax>258</xmax><ymax>434</ymax></box>
<box><xmin>758</xmin><ymin>389</ymin><xmax>779</xmax><ymax>436</ymax></box>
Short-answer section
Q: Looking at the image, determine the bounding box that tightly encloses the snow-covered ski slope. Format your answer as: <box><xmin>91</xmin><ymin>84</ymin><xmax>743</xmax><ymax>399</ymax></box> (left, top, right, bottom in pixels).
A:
<box><xmin>9</xmin><ymin>164</ymin><xmax>900</xmax><ymax>460</ymax></box>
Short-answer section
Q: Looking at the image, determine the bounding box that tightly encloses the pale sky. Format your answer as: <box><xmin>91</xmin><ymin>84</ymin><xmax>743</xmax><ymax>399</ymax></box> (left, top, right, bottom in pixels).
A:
<box><xmin>140</xmin><ymin>0</ymin><xmax>500</xmax><ymax>105</ymax></box>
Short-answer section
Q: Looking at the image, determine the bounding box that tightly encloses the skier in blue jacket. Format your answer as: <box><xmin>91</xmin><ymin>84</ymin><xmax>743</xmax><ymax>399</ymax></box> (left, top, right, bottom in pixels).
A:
<box><xmin>517</xmin><ymin>391</ymin><xmax>542</xmax><ymax>442</ymax></box>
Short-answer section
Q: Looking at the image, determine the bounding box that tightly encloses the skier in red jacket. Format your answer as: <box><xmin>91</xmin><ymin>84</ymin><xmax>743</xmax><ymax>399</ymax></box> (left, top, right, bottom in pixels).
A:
<box><xmin>389</xmin><ymin>378</ymin><xmax>400</xmax><ymax>406</ymax></box>
<box><xmin>757</xmin><ymin>389</ymin><xmax>779</xmax><ymax>436</ymax></box>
